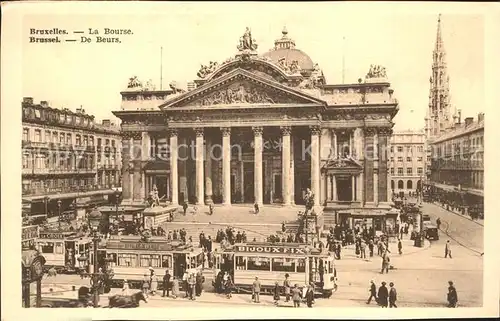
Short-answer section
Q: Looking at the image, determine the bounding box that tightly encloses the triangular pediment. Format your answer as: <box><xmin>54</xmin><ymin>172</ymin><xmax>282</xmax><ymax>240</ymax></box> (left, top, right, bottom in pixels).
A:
<box><xmin>323</xmin><ymin>157</ymin><xmax>363</xmax><ymax>170</ymax></box>
<box><xmin>161</xmin><ymin>69</ymin><xmax>325</xmax><ymax>108</ymax></box>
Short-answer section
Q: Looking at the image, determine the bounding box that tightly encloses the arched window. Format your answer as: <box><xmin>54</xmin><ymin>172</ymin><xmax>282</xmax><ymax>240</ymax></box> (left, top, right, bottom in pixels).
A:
<box><xmin>398</xmin><ymin>180</ymin><xmax>404</xmax><ymax>189</ymax></box>
<box><xmin>407</xmin><ymin>180</ymin><xmax>413</xmax><ymax>189</ymax></box>
<box><xmin>391</xmin><ymin>180</ymin><xmax>395</xmax><ymax>190</ymax></box>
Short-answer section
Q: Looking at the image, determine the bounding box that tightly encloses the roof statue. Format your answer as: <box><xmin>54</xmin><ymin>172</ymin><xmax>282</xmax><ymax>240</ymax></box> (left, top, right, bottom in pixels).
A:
<box><xmin>366</xmin><ymin>64</ymin><xmax>387</xmax><ymax>79</ymax></box>
<box><xmin>127</xmin><ymin>76</ymin><xmax>142</xmax><ymax>88</ymax></box>
<box><xmin>197</xmin><ymin>61</ymin><xmax>219</xmax><ymax>79</ymax></box>
<box><xmin>237</xmin><ymin>27</ymin><xmax>258</xmax><ymax>52</ymax></box>
<box><xmin>143</xmin><ymin>79</ymin><xmax>156</xmax><ymax>91</ymax></box>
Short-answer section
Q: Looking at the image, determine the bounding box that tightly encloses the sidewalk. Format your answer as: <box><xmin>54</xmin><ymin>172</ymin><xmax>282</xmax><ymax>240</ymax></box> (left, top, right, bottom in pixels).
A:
<box><xmin>431</xmin><ymin>201</ymin><xmax>484</xmax><ymax>226</ymax></box>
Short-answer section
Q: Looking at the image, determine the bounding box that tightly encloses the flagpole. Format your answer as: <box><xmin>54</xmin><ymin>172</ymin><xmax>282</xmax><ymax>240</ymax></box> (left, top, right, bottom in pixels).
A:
<box><xmin>160</xmin><ymin>46</ymin><xmax>163</xmax><ymax>90</ymax></box>
<box><xmin>342</xmin><ymin>36</ymin><xmax>346</xmax><ymax>84</ymax></box>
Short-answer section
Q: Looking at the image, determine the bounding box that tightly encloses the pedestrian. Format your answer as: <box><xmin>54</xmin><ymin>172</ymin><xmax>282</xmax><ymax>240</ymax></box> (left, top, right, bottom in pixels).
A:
<box><xmin>381</xmin><ymin>253</ymin><xmax>390</xmax><ymax>274</ymax></box>
<box><xmin>193</xmin><ymin>205</ymin><xmax>198</xmax><ymax>215</ymax></box>
<box><xmin>368</xmin><ymin>239</ymin><xmax>374</xmax><ymax>257</ymax></box>
<box><xmin>377</xmin><ymin>281</ymin><xmax>389</xmax><ymax>308</ymax></box>
<box><xmin>183</xmin><ymin>270</ymin><xmax>189</xmax><ymax>298</ymax></box>
<box><xmin>273</xmin><ymin>281</ymin><xmax>280</xmax><ymax>306</ymax></box>
<box><xmin>171</xmin><ymin>277</ymin><xmax>179</xmax><ymax>299</ymax></box>
<box><xmin>195</xmin><ymin>271</ymin><xmax>204</xmax><ymax>296</ymax></box>
<box><xmin>188</xmin><ymin>273</ymin><xmax>196</xmax><ymax>300</ymax></box>
<box><xmin>445</xmin><ymin>240</ymin><xmax>452</xmax><ymax>258</ymax></box>
<box><xmin>225</xmin><ymin>274</ymin><xmax>233</xmax><ymax>299</ymax></box>
<box><xmin>291</xmin><ymin>284</ymin><xmax>301</xmax><ymax>307</ymax></box>
<box><xmin>447</xmin><ymin>281</ymin><xmax>458</xmax><ymax>308</ymax></box>
<box><xmin>254</xmin><ymin>203</ymin><xmax>259</xmax><ymax>214</ymax></box>
<box><xmin>283</xmin><ymin>273</ymin><xmax>292</xmax><ymax>302</ymax></box>
<box><xmin>150</xmin><ymin>271</ymin><xmax>158</xmax><ymax>296</ymax></box>
<box><xmin>436</xmin><ymin>217</ymin><xmax>441</xmax><ymax>230</ymax></box>
<box><xmin>366</xmin><ymin>279</ymin><xmax>377</xmax><ymax>305</ymax></box>
<box><xmin>360</xmin><ymin>240</ymin><xmax>367</xmax><ymax>259</ymax></box>
<box><xmin>162</xmin><ymin>270</ymin><xmax>171</xmax><ymax>297</ymax></box>
<box><xmin>389</xmin><ymin>282</ymin><xmax>397</xmax><ymax>308</ymax></box>
<box><xmin>305</xmin><ymin>285</ymin><xmax>315</xmax><ymax>308</ymax></box>
<box><xmin>122</xmin><ymin>279</ymin><xmax>129</xmax><ymax>295</ymax></box>
<box><xmin>142</xmin><ymin>273</ymin><xmax>150</xmax><ymax>298</ymax></box>
<box><xmin>183</xmin><ymin>202</ymin><xmax>188</xmax><ymax>215</ymax></box>
<box><xmin>398</xmin><ymin>239</ymin><xmax>403</xmax><ymax>255</ymax></box>
<box><xmin>252</xmin><ymin>276</ymin><xmax>261</xmax><ymax>303</ymax></box>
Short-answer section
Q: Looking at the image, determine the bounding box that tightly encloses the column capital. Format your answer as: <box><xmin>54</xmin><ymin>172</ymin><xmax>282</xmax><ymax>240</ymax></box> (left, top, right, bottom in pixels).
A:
<box><xmin>168</xmin><ymin>129</ymin><xmax>178</xmax><ymax>137</ymax></box>
<box><xmin>129</xmin><ymin>131</ymin><xmax>142</xmax><ymax>140</ymax></box>
<box><xmin>221</xmin><ymin>127</ymin><xmax>231</xmax><ymax>137</ymax></box>
<box><xmin>252</xmin><ymin>126</ymin><xmax>264</xmax><ymax>137</ymax></box>
<box><xmin>309</xmin><ymin>125</ymin><xmax>321</xmax><ymax>136</ymax></box>
<box><xmin>378</xmin><ymin>127</ymin><xmax>393</xmax><ymax>136</ymax></box>
<box><xmin>193</xmin><ymin>127</ymin><xmax>204</xmax><ymax>137</ymax></box>
<box><xmin>280</xmin><ymin>126</ymin><xmax>292</xmax><ymax>136</ymax></box>
<box><xmin>365</xmin><ymin>127</ymin><xmax>378</xmax><ymax>136</ymax></box>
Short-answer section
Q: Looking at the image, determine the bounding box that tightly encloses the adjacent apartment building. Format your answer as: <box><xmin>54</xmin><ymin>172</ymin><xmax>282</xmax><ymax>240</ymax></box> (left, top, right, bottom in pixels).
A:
<box><xmin>22</xmin><ymin>97</ymin><xmax>122</xmax><ymax>221</ymax></box>
<box><xmin>388</xmin><ymin>130</ymin><xmax>426</xmax><ymax>197</ymax></box>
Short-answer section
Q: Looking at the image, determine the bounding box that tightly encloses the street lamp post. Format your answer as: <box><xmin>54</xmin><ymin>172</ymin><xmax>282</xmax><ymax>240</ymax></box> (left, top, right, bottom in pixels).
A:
<box><xmin>88</xmin><ymin>208</ymin><xmax>103</xmax><ymax>307</ymax></box>
<box><xmin>57</xmin><ymin>199</ymin><xmax>62</xmax><ymax>230</ymax></box>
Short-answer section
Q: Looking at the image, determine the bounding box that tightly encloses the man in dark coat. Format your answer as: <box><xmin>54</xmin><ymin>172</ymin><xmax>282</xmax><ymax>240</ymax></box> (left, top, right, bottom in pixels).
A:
<box><xmin>183</xmin><ymin>202</ymin><xmax>188</xmax><ymax>215</ymax></box>
<box><xmin>389</xmin><ymin>282</ymin><xmax>397</xmax><ymax>308</ymax></box>
<box><xmin>162</xmin><ymin>270</ymin><xmax>171</xmax><ymax>297</ymax></box>
<box><xmin>447</xmin><ymin>281</ymin><xmax>458</xmax><ymax>308</ymax></box>
<box><xmin>366</xmin><ymin>279</ymin><xmax>377</xmax><ymax>304</ymax></box>
<box><xmin>377</xmin><ymin>281</ymin><xmax>389</xmax><ymax>307</ymax></box>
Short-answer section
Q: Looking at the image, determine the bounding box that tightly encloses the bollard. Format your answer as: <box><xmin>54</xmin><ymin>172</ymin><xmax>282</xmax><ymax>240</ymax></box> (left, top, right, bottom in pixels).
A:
<box><xmin>72</xmin><ymin>285</ymin><xmax>76</xmax><ymax>291</ymax></box>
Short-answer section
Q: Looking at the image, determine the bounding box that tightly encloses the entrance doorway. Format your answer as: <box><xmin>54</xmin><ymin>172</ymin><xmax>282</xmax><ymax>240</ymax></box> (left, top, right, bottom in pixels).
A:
<box><xmin>173</xmin><ymin>253</ymin><xmax>186</xmax><ymax>279</ymax></box>
<box><xmin>243</xmin><ymin>162</ymin><xmax>254</xmax><ymax>203</ymax></box>
<box><xmin>295</xmin><ymin>172</ymin><xmax>311</xmax><ymax>205</ymax></box>
<box><xmin>337</xmin><ymin>176</ymin><xmax>353</xmax><ymax>201</ymax></box>
<box><xmin>155</xmin><ymin>176</ymin><xmax>168</xmax><ymax>200</ymax></box>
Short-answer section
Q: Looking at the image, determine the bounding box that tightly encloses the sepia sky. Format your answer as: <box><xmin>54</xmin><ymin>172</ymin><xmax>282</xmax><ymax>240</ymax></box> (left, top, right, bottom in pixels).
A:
<box><xmin>21</xmin><ymin>3</ymin><xmax>485</xmax><ymax>131</ymax></box>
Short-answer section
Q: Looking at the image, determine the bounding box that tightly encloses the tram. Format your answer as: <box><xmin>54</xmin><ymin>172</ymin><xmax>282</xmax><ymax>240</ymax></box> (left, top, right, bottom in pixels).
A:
<box><xmin>103</xmin><ymin>236</ymin><xmax>205</xmax><ymax>288</ymax></box>
<box><xmin>36</xmin><ymin>230</ymin><xmax>92</xmax><ymax>274</ymax></box>
<box><xmin>212</xmin><ymin>242</ymin><xmax>337</xmax><ymax>298</ymax></box>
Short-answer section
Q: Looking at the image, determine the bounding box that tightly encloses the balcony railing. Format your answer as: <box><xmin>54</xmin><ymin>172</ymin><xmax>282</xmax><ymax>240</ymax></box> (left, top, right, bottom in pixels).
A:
<box><xmin>22</xmin><ymin>141</ymin><xmax>48</xmax><ymax>149</ymax></box>
<box><xmin>23</xmin><ymin>184</ymin><xmax>114</xmax><ymax>197</ymax></box>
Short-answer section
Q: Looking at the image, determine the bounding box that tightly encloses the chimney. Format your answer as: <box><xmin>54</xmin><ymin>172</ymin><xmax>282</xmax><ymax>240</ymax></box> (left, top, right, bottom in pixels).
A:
<box><xmin>23</xmin><ymin>97</ymin><xmax>34</xmax><ymax>105</ymax></box>
<box><xmin>478</xmin><ymin>113</ymin><xmax>484</xmax><ymax>122</ymax></box>
<box><xmin>102</xmin><ymin>119</ymin><xmax>111</xmax><ymax>127</ymax></box>
<box><xmin>187</xmin><ymin>82</ymin><xmax>196</xmax><ymax>92</ymax></box>
<box><xmin>457</xmin><ymin>109</ymin><xmax>462</xmax><ymax>124</ymax></box>
<box><xmin>464</xmin><ymin>117</ymin><xmax>473</xmax><ymax>127</ymax></box>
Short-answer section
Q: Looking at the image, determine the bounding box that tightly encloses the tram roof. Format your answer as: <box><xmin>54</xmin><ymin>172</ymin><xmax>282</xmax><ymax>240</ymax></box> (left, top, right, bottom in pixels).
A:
<box><xmin>37</xmin><ymin>230</ymin><xmax>90</xmax><ymax>240</ymax></box>
<box><xmin>219</xmin><ymin>242</ymin><xmax>330</xmax><ymax>256</ymax></box>
<box><xmin>104</xmin><ymin>235</ymin><xmax>200</xmax><ymax>253</ymax></box>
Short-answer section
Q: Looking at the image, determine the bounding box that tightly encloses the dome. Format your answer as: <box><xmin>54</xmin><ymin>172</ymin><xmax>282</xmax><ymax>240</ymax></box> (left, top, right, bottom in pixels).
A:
<box><xmin>261</xmin><ymin>27</ymin><xmax>315</xmax><ymax>71</ymax></box>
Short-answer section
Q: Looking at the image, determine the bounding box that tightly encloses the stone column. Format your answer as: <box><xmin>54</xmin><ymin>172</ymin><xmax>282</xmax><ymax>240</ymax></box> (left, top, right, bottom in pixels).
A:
<box><xmin>169</xmin><ymin>129</ymin><xmax>178</xmax><ymax>205</ymax></box>
<box><xmin>349</xmin><ymin>130</ymin><xmax>354</xmax><ymax>157</ymax></box>
<box><xmin>240</xmin><ymin>161</ymin><xmax>244</xmax><ymax>202</ymax></box>
<box><xmin>221</xmin><ymin>127</ymin><xmax>232</xmax><ymax>206</ymax></box>
<box><xmin>332</xmin><ymin>175</ymin><xmax>337</xmax><ymax>201</ymax></box>
<box><xmin>386</xmin><ymin>129</ymin><xmax>393</xmax><ymax>202</ymax></box>
<box><xmin>359</xmin><ymin>172</ymin><xmax>364</xmax><ymax>205</ymax></box>
<box><xmin>281</xmin><ymin>126</ymin><xmax>292</xmax><ymax>205</ymax></box>
<box><xmin>326</xmin><ymin>175</ymin><xmax>332</xmax><ymax>201</ymax></box>
<box><xmin>332</xmin><ymin>129</ymin><xmax>338</xmax><ymax>158</ymax></box>
<box><xmin>290</xmin><ymin>135</ymin><xmax>295</xmax><ymax>205</ymax></box>
<box><xmin>253</xmin><ymin>126</ymin><xmax>264</xmax><ymax>206</ymax></box>
<box><xmin>194</xmin><ymin>128</ymin><xmax>205</xmax><ymax>205</ymax></box>
<box><xmin>142</xmin><ymin>131</ymin><xmax>150</xmax><ymax>160</ymax></box>
<box><xmin>352</xmin><ymin>175</ymin><xmax>356</xmax><ymax>201</ymax></box>
<box><xmin>310</xmin><ymin>126</ymin><xmax>321</xmax><ymax>206</ymax></box>
<box><xmin>373</xmin><ymin>129</ymin><xmax>379</xmax><ymax>206</ymax></box>
<box><xmin>205</xmin><ymin>135</ymin><xmax>213</xmax><ymax>204</ymax></box>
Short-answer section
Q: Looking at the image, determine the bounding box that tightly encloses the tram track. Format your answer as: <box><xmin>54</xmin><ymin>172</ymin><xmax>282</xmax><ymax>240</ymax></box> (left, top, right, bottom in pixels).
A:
<box><xmin>438</xmin><ymin>219</ymin><xmax>483</xmax><ymax>256</ymax></box>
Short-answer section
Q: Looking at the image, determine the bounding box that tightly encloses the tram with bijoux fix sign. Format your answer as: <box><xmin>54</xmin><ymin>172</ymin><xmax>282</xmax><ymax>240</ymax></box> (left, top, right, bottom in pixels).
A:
<box><xmin>212</xmin><ymin>242</ymin><xmax>337</xmax><ymax>298</ymax></box>
<box><xmin>103</xmin><ymin>235</ymin><xmax>204</xmax><ymax>289</ymax></box>
<box><xmin>35</xmin><ymin>229</ymin><xmax>93</xmax><ymax>274</ymax></box>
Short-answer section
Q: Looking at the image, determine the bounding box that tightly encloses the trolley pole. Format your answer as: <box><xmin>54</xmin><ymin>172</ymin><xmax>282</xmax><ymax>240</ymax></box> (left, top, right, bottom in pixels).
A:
<box><xmin>92</xmin><ymin>234</ymin><xmax>99</xmax><ymax>307</ymax></box>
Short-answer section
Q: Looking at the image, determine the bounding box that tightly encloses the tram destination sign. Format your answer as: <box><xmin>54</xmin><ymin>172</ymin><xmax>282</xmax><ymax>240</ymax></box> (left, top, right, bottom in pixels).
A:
<box><xmin>107</xmin><ymin>241</ymin><xmax>174</xmax><ymax>252</ymax></box>
<box><xmin>38</xmin><ymin>232</ymin><xmax>74</xmax><ymax>239</ymax></box>
<box><xmin>235</xmin><ymin>245</ymin><xmax>306</xmax><ymax>255</ymax></box>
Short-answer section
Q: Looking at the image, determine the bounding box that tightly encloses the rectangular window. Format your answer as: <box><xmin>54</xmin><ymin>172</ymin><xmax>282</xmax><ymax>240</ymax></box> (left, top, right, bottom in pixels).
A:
<box><xmin>35</xmin><ymin>130</ymin><xmax>42</xmax><ymax>142</ymax></box>
<box><xmin>407</xmin><ymin>168</ymin><xmax>413</xmax><ymax>176</ymax></box>
<box><xmin>397</xmin><ymin>146</ymin><xmax>403</xmax><ymax>152</ymax></box>
<box><xmin>40</xmin><ymin>242</ymin><xmax>54</xmax><ymax>254</ymax></box>
<box><xmin>60</xmin><ymin>133</ymin><xmax>65</xmax><ymax>144</ymax></box>
<box><xmin>406</xmin><ymin>157</ymin><xmax>411</xmax><ymax>162</ymax></box>
<box><xmin>52</xmin><ymin>132</ymin><xmax>58</xmax><ymax>143</ymax></box>
<box><xmin>89</xmin><ymin>137</ymin><xmax>94</xmax><ymax>146</ymax></box>
<box><xmin>140</xmin><ymin>254</ymin><xmax>161</xmax><ymax>268</ymax></box>
<box><xmin>390</xmin><ymin>168</ymin><xmax>394</xmax><ymax>175</ymax></box>
<box><xmin>66</xmin><ymin>134</ymin><xmax>72</xmax><ymax>145</ymax></box>
<box><xmin>55</xmin><ymin>242</ymin><xmax>64</xmax><ymax>254</ymax></box>
<box><xmin>45</xmin><ymin>131</ymin><xmax>51</xmax><ymax>142</ymax></box>
<box><xmin>271</xmin><ymin>257</ymin><xmax>296</xmax><ymax>273</ymax></box>
<box><xmin>83</xmin><ymin>136</ymin><xmax>88</xmax><ymax>146</ymax></box>
<box><xmin>97</xmin><ymin>138</ymin><xmax>102</xmax><ymax>146</ymax></box>
<box><xmin>105</xmin><ymin>139</ymin><xmax>110</xmax><ymax>146</ymax></box>
<box><xmin>297</xmin><ymin>258</ymin><xmax>306</xmax><ymax>273</ymax></box>
<box><xmin>161</xmin><ymin>255</ymin><xmax>172</xmax><ymax>268</ymax></box>
<box><xmin>390</xmin><ymin>146</ymin><xmax>394</xmax><ymax>153</ymax></box>
<box><xmin>417</xmin><ymin>157</ymin><xmax>423</xmax><ymax>162</ymax></box>
<box><xmin>417</xmin><ymin>167</ymin><xmax>423</xmax><ymax>175</ymax></box>
<box><xmin>397</xmin><ymin>157</ymin><xmax>403</xmax><ymax>162</ymax></box>
<box><xmin>417</xmin><ymin>146</ymin><xmax>424</xmax><ymax>153</ymax></box>
<box><xmin>23</xmin><ymin>128</ymin><xmax>29</xmax><ymax>141</ymax></box>
<box><xmin>397</xmin><ymin>168</ymin><xmax>403</xmax><ymax>175</ymax></box>
<box><xmin>76</xmin><ymin>135</ymin><xmax>81</xmax><ymax>146</ymax></box>
<box><xmin>118</xmin><ymin>254</ymin><xmax>138</xmax><ymax>267</ymax></box>
<box><xmin>247</xmin><ymin>256</ymin><xmax>271</xmax><ymax>271</ymax></box>
<box><xmin>406</xmin><ymin>146</ymin><xmax>412</xmax><ymax>153</ymax></box>
<box><xmin>390</xmin><ymin>157</ymin><xmax>394</xmax><ymax>162</ymax></box>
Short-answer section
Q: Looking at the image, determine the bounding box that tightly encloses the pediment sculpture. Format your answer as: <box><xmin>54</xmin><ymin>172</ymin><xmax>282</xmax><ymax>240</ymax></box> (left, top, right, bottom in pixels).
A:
<box><xmin>366</xmin><ymin>64</ymin><xmax>387</xmax><ymax>79</ymax></box>
<box><xmin>127</xmin><ymin>76</ymin><xmax>142</xmax><ymax>88</ymax></box>
<box><xmin>197</xmin><ymin>61</ymin><xmax>219</xmax><ymax>79</ymax></box>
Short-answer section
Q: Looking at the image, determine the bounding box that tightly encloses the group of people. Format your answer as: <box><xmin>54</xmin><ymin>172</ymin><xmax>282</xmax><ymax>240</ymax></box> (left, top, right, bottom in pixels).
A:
<box><xmin>367</xmin><ymin>280</ymin><xmax>398</xmax><ymax>308</ymax></box>
<box><xmin>215</xmin><ymin>227</ymin><xmax>248</xmax><ymax>245</ymax></box>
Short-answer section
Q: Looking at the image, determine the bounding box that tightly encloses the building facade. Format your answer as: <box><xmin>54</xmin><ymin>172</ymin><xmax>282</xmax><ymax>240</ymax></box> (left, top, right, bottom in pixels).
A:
<box><xmin>22</xmin><ymin>97</ymin><xmax>122</xmax><ymax>220</ymax></box>
<box><xmin>113</xmin><ymin>28</ymin><xmax>399</xmax><ymax>230</ymax></box>
<box><xmin>388</xmin><ymin>130</ymin><xmax>426</xmax><ymax>197</ymax></box>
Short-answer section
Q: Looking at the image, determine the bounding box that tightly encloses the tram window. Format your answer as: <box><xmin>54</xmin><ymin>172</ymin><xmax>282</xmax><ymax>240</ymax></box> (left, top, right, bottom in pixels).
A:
<box><xmin>40</xmin><ymin>242</ymin><xmax>54</xmax><ymax>254</ymax></box>
<box><xmin>247</xmin><ymin>257</ymin><xmax>271</xmax><ymax>271</ymax></box>
<box><xmin>118</xmin><ymin>254</ymin><xmax>138</xmax><ymax>267</ymax></box>
<box><xmin>196</xmin><ymin>253</ymin><xmax>204</xmax><ymax>267</ymax></box>
<box><xmin>55</xmin><ymin>243</ymin><xmax>64</xmax><ymax>254</ymax></box>
<box><xmin>271</xmin><ymin>258</ymin><xmax>296</xmax><ymax>273</ymax></box>
<box><xmin>108</xmin><ymin>253</ymin><xmax>118</xmax><ymax>265</ymax></box>
<box><xmin>140</xmin><ymin>254</ymin><xmax>161</xmax><ymax>268</ymax></box>
<box><xmin>297</xmin><ymin>258</ymin><xmax>306</xmax><ymax>273</ymax></box>
<box><xmin>162</xmin><ymin>255</ymin><xmax>172</xmax><ymax>268</ymax></box>
<box><xmin>236</xmin><ymin>256</ymin><xmax>247</xmax><ymax>270</ymax></box>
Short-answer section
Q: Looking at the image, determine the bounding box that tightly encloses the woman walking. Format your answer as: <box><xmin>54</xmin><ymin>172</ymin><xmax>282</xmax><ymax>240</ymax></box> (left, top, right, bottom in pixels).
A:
<box><xmin>122</xmin><ymin>279</ymin><xmax>130</xmax><ymax>295</ymax></box>
<box><xmin>150</xmin><ymin>271</ymin><xmax>158</xmax><ymax>296</ymax></box>
<box><xmin>273</xmin><ymin>281</ymin><xmax>280</xmax><ymax>306</ymax></box>
<box><xmin>305</xmin><ymin>285</ymin><xmax>315</xmax><ymax>308</ymax></box>
<box><xmin>141</xmin><ymin>273</ymin><xmax>150</xmax><ymax>298</ymax></box>
<box><xmin>171</xmin><ymin>277</ymin><xmax>180</xmax><ymax>299</ymax></box>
